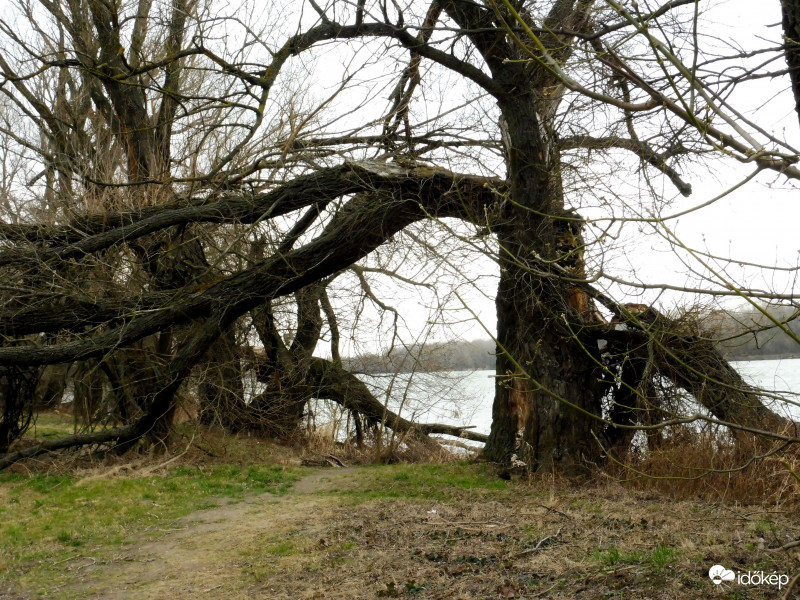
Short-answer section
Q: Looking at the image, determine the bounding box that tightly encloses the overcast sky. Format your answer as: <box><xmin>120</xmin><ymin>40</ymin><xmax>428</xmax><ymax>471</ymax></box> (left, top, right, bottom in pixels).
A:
<box><xmin>334</xmin><ymin>0</ymin><xmax>800</xmax><ymax>354</ymax></box>
<box><xmin>635</xmin><ymin>0</ymin><xmax>800</xmax><ymax>301</ymax></box>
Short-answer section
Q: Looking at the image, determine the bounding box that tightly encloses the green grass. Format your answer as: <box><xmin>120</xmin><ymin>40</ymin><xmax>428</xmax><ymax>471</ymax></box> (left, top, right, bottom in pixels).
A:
<box><xmin>265</xmin><ymin>540</ymin><xmax>298</xmax><ymax>556</ymax></box>
<box><xmin>0</xmin><ymin>463</ymin><xmax>301</xmax><ymax>596</ymax></box>
<box><xmin>340</xmin><ymin>462</ymin><xmax>507</xmax><ymax>501</ymax></box>
<box><xmin>648</xmin><ymin>544</ymin><xmax>677</xmax><ymax>569</ymax></box>
<box><xmin>592</xmin><ymin>544</ymin><xmax>677</xmax><ymax>570</ymax></box>
<box><xmin>747</xmin><ymin>519</ymin><xmax>776</xmax><ymax>536</ymax></box>
<box><xmin>24</xmin><ymin>412</ymin><xmax>75</xmax><ymax>440</ymax></box>
<box><xmin>593</xmin><ymin>546</ymin><xmax>622</xmax><ymax>567</ymax></box>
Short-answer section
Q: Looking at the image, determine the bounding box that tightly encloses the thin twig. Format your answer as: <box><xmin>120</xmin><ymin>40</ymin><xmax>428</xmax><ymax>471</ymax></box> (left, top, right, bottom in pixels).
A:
<box><xmin>521</xmin><ymin>504</ymin><xmax>573</xmax><ymax>519</ymax></box>
<box><xmin>75</xmin><ymin>557</ymin><xmax>97</xmax><ymax>569</ymax></box>
<box><xmin>428</xmin><ymin>518</ymin><xmax>509</xmax><ymax>528</ymax></box>
<box><xmin>52</xmin><ymin>555</ymin><xmax>82</xmax><ymax>566</ymax></box>
<box><xmin>532</xmin><ymin>581</ymin><xmax>560</xmax><ymax>597</ymax></box>
<box><xmin>781</xmin><ymin>572</ymin><xmax>800</xmax><ymax>600</ymax></box>
<box><xmin>512</xmin><ymin>528</ymin><xmax>562</xmax><ymax>559</ymax></box>
<box><xmin>777</xmin><ymin>539</ymin><xmax>800</xmax><ymax>552</ymax></box>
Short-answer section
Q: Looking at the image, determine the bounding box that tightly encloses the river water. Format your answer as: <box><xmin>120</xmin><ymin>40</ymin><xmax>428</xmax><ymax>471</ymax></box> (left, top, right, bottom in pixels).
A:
<box><xmin>355</xmin><ymin>358</ymin><xmax>800</xmax><ymax>437</ymax></box>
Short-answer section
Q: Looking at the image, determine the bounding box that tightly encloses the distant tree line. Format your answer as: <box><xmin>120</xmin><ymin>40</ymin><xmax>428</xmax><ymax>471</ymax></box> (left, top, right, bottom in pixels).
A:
<box><xmin>345</xmin><ymin>339</ymin><xmax>497</xmax><ymax>374</ymax></box>
<box><xmin>714</xmin><ymin>305</ymin><xmax>800</xmax><ymax>360</ymax></box>
<box><xmin>347</xmin><ymin>304</ymin><xmax>800</xmax><ymax>374</ymax></box>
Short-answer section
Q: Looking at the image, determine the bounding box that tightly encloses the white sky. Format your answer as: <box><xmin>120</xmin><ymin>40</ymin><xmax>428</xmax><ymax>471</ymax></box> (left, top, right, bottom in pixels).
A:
<box><xmin>642</xmin><ymin>0</ymin><xmax>800</xmax><ymax>299</ymax></box>
<box><xmin>325</xmin><ymin>0</ymin><xmax>800</xmax><ymax>355</ymax></box>
<box><xmin>13</xmin><ymin>0</ymin><xmax>797</xmax><ymax>355</ymax></box>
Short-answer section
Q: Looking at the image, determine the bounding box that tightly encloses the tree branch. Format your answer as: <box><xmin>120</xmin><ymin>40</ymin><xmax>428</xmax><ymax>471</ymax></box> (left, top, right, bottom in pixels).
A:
<box><xmin>307</xmin><ymin>357</ymin><xmax>488</xmax><ymax>443</ymax></box>
<box><xmin>0</xmin><ymin>162</ymin><xmax>500</xmax><ymax>363</ymax></box>
<box><xmin>559</xmin><ymin>135</ymin><xmax>692</xmax><ymax>197</ymax></box>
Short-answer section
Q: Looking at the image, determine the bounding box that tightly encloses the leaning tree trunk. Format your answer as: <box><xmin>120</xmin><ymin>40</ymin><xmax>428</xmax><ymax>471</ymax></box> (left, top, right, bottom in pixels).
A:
<box><xmin>483</xmin><ymin>95</ymin><xmax>605</xmax><ymax>474</ymax></box>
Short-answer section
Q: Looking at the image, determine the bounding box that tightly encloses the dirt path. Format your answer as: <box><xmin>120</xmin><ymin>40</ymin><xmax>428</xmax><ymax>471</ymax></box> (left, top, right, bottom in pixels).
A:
<box><xmin>70</xmin><ymin>468</ymin><xmax>357</xmax><ymax>600</ymax></box>
<box><xmin>45</xmin><ymin>465</ymin><xmax>799</xmax><ymax>600</ymax></box>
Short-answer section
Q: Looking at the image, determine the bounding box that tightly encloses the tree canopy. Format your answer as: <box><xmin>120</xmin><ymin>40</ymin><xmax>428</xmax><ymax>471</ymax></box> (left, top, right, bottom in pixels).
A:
<box><xmin>0</xmin><ymin>0</ymin><xmax>798</xmax><ymax>473</ymax></box>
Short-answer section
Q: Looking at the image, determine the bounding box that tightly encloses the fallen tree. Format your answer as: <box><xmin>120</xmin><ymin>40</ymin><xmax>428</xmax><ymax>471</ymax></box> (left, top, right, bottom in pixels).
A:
<box><xmin>0</xmin><ymin>0</ymin><xmax>797</xmax><ymax>474</ymax></box>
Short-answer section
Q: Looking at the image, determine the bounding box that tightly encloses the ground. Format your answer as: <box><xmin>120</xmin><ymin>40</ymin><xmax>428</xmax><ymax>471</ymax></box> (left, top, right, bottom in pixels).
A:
<box><xmin>2</xmin><ymin>451</ymin><xmax>799</xmax><ymax>600</ymax></box>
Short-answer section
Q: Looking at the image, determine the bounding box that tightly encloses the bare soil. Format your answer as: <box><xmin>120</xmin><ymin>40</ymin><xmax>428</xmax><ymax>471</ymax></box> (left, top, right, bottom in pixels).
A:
<box><xmin>60</xmin><ymin>469</ymin><xmax>357</xmax><ymax>600</ymax></box>
<box><xmin>10</xmin><ymin>466</ymin><xmax>800</xmax><ymax>600</ymax></box>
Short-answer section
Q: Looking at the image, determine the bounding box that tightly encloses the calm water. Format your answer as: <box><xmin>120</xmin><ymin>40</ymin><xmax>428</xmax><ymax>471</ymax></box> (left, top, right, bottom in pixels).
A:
<box><xmin>357</xmin><ymin>358</ymin><xmax>800</xmax><ymax>436</ymax></box>
<box><xmin>731</xmin><ymin>358</ymin><xmax>800</xmax><ymax>420</ymax></box>
<box><xmin>732</xmin><ymin>358</ymin><xmax>800</xmax><ymax>398</ymax></box>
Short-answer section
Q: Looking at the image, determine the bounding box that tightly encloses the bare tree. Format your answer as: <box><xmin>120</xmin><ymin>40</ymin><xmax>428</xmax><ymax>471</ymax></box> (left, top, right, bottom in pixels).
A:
<box><xmin>0</xmin><ymin>0</ymin><xmax>797</xmax><ymax>473</ymax></box>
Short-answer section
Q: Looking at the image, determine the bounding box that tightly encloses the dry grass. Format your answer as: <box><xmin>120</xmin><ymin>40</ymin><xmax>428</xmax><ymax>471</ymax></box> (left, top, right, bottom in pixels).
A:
<box><xmin>299</xmin><ymin>427</ymin><xmax>470</xmax><ymax>467</ymax></box>
<box><xmin>606</xmin><ymin>428</ymin><xmax>800</xmax><ymax>507</ymax></box>
<box><xmin>13</xmin><ymin>415</ymin><xmax>800</xmax><ymax>507</ymax></box>
<box><xmin>235</xmin><ymin>465</ymin><xmax>800</xmax><ymax>600</ymax></box>
<box><xmin>2</xmin><ymin>429</ymin><xmax>800</xmax><ymax>600</ymax></box>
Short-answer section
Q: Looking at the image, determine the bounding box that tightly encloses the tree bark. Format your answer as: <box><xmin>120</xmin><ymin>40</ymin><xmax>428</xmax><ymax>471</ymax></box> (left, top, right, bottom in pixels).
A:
<box><xmin>483</xmin><ymin>98</ymin><xmax>604</xmax><ymax>473</ymax></box>
<box><xmin>477</xmin><ymin>0</ymin><xmax>605</xmax><ymax>474</ymax></box>
<box><xmin>782</xmin><ymin>0</ymin><xmax>800</xmax><ymax>127</ymax></box>
<box><xmin>198</xmin><ymin>326</ymin><xmax>246</xmax><ymax>431</ymax></box>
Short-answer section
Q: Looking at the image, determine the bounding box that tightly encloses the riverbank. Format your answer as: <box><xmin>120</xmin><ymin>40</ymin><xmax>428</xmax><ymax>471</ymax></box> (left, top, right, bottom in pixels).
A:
<box><xmin>1</xmin><ymin>444</ymin><xmax>798</xmax><ymax>599</ymax></box>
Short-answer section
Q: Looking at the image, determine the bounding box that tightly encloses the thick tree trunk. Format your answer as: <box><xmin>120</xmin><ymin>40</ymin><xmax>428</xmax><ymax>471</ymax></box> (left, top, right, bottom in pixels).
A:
<box><xmin>782</xmin><ymin>0</ymin><xmax>800</xmax><ymax>128</ymax></box>
<box><xmin>483</xmin><ymin>95</ymin><xmax>604</xmax><ymax>474</ymax></box>
<box><xmin>622</xmin><ymin>311</ymin><xmax>798</xmax><ymax>436</ymax></box>
<box><xmin>198</xmin><ymin>327</ymin><xmax>246</xmax><ymax>431</ymax></box>
<box><xmin>0</xmin><ymin>364</ymin><xmax>38</xmax><ymax>452</ymax></box>
<box><xmin>246</xmin><ymin>296</ymin><xmax>317</xmax><ymax>437</ymax></box>
<box><xmin>485</xmin><ymin>246</ymin><xmax>604</xmax><ymax>473</ymax></box>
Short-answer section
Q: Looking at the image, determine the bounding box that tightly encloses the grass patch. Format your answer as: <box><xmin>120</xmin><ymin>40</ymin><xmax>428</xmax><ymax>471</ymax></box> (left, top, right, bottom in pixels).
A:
<box><xmin>592</xmin><ymin>544</ymin><xmax>678</xmax><ymax>572</ymax></box>
<box><xmin>747</xmin><ymin>519</ymin><xmax>776</xmax><ymax>536</ymax></box>
<box><xmin>0</xmin><ymin>463</ymin><xmax>301</xmax><ymax>596</ymax></box>
<box><xmin>340</xmin><ymin>462</ymin><xmax>507</xmax><ymax>501</ymax></box>
<box><xmin>24</xmin><ymin>412</ymin><xmax>75</xmax><ymax>440</ymax></box>
<box><xmin>265</xmin><ymin>541</ymin><xmax>298</xmax><ymax>556</ymax></box>
<box><xmin>648</xmin><ymin>544</ymin><xmax>677</xmax><ymax>569</ymax></box>
<box><xmin>593</xmin><ymin>546</ymin><xmax>622</xmax><ymax>567</ymax></box>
